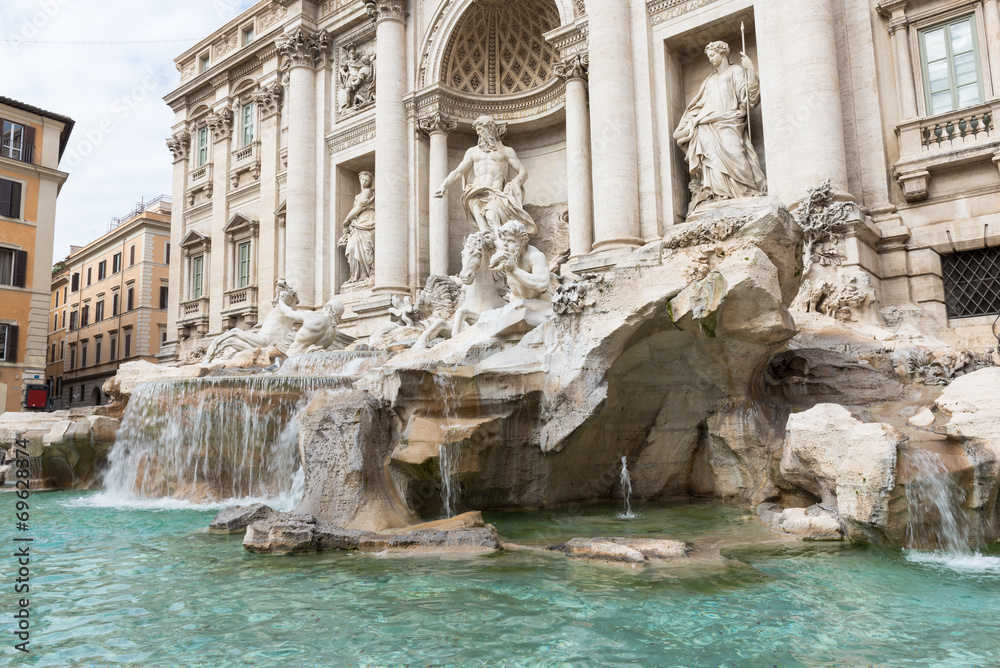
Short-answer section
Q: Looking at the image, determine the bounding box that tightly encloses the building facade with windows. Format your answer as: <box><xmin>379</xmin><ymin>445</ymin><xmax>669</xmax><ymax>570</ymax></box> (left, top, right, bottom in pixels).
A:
<box><xmin>47</xmin><ymin>197</ymin><xmax>172</xmax><ymax>408</ymax></box>
<box><xmin>163</xmin><ymin>0</ymin><xmax>1000</xmax><ymax>361</ymax></box>
<box><xmin>0</xmin><ymin>97</ymin><xmax>73</xmax><ymax>413</ymax></box>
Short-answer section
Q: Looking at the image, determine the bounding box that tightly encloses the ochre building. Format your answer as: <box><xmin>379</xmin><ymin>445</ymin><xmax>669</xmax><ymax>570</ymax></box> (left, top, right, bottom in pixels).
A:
<box><xmin>0</xmin><ymin>96</ymin><xmax>73</xmax><ymax>412</ymax></box>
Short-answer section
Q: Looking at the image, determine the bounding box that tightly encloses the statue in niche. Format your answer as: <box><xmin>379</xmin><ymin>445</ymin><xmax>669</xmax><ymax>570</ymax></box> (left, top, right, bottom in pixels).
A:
<box><xmin>674</xmin><ymin>41</ymin><xmax>766</xmax><ymax>216</ymax></box>
<box><xmin>201</xmin><ymin>279</ymin><xmax>299</xmax><ymax>363</ymax></box>
<box><xmin>338</xmin><ymin>43</ymin><xmax>376</xmax><ymax>111</ymax></box>
<box><xmin>278</xmin><ymin>298</ymin><xmax>347</xmax><ymax>357</ymax></box>
<box><xmin>489</xmin><ymin>221</ymin><xmax>551</xmax><ymax>302</ymax></box>
<box><xmin>338</xmin><ymin>170</ymin><xmax>376</xmax><ymax>286</ymax></box>
<box><xmin>434</xmin><ymin>115</ymin><xmax>537</xmax><ymax>237</ymax></box>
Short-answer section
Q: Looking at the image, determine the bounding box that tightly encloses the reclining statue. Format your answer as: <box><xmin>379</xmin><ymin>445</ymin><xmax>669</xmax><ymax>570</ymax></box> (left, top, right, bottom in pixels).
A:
<box><xmin>279</xmin><ymin>298</ymin><xmax>347</xmax><ymax>357</ymax></box>
<box><xmin>201</xmin><ymin>279</ymin><xmax>299</xmax><ymax>364</ymax></box>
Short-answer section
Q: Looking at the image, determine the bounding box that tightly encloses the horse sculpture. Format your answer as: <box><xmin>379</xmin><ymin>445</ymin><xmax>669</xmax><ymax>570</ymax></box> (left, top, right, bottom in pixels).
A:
<box><xmin>451</xmin><ymin>231</ymin><xmax>508</xmax><ymax>336</ymax></box>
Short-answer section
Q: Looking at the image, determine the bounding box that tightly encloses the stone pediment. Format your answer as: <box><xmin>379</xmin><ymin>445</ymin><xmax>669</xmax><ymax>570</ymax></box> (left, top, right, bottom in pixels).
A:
<box><xmin>180</xmin><ymin>229</ymin><xmax>211</xmax><ymax>250</ymax></box>
<box><xmin>225</xmin><ymin>212</ymin><xmax>259</xmax><ymax>235</ymax></box>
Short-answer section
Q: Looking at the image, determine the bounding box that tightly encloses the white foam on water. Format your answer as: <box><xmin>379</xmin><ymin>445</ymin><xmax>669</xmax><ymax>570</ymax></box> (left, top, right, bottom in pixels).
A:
<box><xmin>905</xmin><ymin>549</ymin><xmax>1000</xmax><ymax>575</ymax></box>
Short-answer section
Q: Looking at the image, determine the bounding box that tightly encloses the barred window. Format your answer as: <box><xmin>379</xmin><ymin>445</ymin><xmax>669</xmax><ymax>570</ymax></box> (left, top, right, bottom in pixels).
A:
<box><xmin>941</xmin><ymin>246</ymin><xmax>1000</xmax><ymax>318</ymax></box>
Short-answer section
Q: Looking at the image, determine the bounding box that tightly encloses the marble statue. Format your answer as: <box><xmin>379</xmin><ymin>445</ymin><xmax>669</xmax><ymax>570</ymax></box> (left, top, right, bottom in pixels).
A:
<box><xmin>338</xmin><ymin>170</ymin><xmax>376</xmax><ymax>286</ymax></box>
<box><xmin>339</xmin><ymin>44</ymin><xmax>376</xmax><ymax>111</ymax></box>
<box><xmin>489</xmin><ymin>221</ymin><xmax>551</xmax><ymax>301</ymax></box>
<box><xmin>201</xmin><ymin>279</ymin><xmax>299</xmax><ymax>363</ymax></box>
<box><xmin>413</xmin><ymin>275</ymin><xmax>463</xmax><ymax>350</ymax></box>
<box><xmin>434</xmin><ymin>115</ymin><xmax>537</xmax><ymax>236</ymax></box>
<box><xmin>453</xmin><ymin>230</ymin><xmax>509</xmax><ymax>336</ymax></box>
<box><xmin>279</xmin><ymin>298</ymin><xmax>347</xmax><ymax>357</ymax></box>
<box><xmin>674</xmin><ymin>41</ymin><xmax>766</xmax><ymax>215</ymax></box>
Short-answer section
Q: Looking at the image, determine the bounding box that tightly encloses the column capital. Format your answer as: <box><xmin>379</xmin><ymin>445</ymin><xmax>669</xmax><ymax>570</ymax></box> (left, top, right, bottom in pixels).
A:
<box><xmin>166</xmin><ymin>131</ymin><xmax>191</xmax><ymax>163</ymax></box>
<box><xmin>251</xmin><ymin>82</ymin><xmax>284</xmax><ymax>119</ymax></box>
<box><xmin>417</xmin><ymin>112</ymin><xmax>457</xmax><ymax>138</ymax></box>
<box><xmin>364</xmin><ymin>0</ymin><xmax>407</xmax><ymax>25</ymax></box>
<box><xmin>275</xmin><ymin>27</ymin><xmax>331</xmax><ymax>70</ymax></box>
<box><xmin>553</xmin><ymin>53</ymin><xmax>589</xmax><ymax>82</ymax></box>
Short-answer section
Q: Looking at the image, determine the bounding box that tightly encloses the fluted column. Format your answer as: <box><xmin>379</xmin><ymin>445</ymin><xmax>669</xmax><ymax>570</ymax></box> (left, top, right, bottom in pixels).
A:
<box><xmin>419</xmin><ymin>112</ymin><xmax>457</xmax><ymax>277</ymax></box>
<box><xmin>554</xmin><ymin>54</ymin><xmax>594</xmax><ymax>260</ymax></box>
<box><xmin>366</xmin><ymin>0</ymin><xmax>410</xmax><ymax>294</ymax></box>
<box><xmin>276</xmin><ymin>27</ymin><xmax>328</xmax><ymax>307</ymax></box>
<box><xmin>588</xmin><ymin>0</ymin><xmax>641</xmax><ymax>251</ymax></box>
<box><xmin>758</xmin><ymin>0</ymin><xmax>849</xmax><ymax>201</ymax></box>
<box><xmin>985</xmin><ymin>0</ymin><xmax>1000</xmax><ymax>96</ymax></box>
<box><xmin>889</xmin><ymin>18</ymin><xmax>918</xmax><ymax>119</ymax></box>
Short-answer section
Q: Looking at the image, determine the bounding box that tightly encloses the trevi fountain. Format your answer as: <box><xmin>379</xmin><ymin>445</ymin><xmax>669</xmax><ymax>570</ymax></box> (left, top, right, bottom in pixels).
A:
<box><xmin>5</xmin><ymin>0</ymin><xmax>1000</xmax><ymax>664</ymax></box>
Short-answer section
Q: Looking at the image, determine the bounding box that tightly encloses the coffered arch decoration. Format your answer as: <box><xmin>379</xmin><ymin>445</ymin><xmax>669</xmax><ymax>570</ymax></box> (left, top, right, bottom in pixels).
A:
<box><xmin>418</xmin><ymin>0</ymin><xmax>573</xmax><ymax>91</ymax></box>
<box><xmin>441</xmin><ymin>0</ymin><xmax>561</xmax><ymax>95</ymax></box>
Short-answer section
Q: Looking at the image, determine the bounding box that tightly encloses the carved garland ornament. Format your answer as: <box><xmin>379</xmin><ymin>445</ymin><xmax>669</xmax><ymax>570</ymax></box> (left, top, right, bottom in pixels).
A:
<box><xmin>553</xmin><ymin>53</ymin><xmax>588</xmax><ymax>81</ymax></box>
<box><xmin>275</xmin><ymin>27</ymin><xmax>331</xmax><ymax>69</ymax></box>
<box><xmin>417</xmin><ymin>112</ymin><xmax>458</xmax><ymax>138</ymax></box>
<box><xmin>167</xmin><ymin>131</ymin><xmax>191</xmax><ymax>162</ymax></box>
<box><xmin>364</xmin><ymin>0</ymin><xmax>406</xmax><ymax>23</ymax></box>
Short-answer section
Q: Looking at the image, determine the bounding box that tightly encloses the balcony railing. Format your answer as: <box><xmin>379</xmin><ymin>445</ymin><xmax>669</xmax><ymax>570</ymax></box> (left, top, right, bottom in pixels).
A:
<box><xmin>178</xmin><ymin>297</ymin><xmax>210</xmax><ymax>324</ymax></box>
<box><xmin>920</xmin><ymin>106</ymin><xmax>993</xmax><ymax>150</ymax></box>
<box><xmin>232</xmin><ymin>141</ymin><xmax>258</xmax><ymax>165</ymax></box>
<box><xmin>0</xmin><ymin>143</ymin><xmax>35</xmax><ymax>164</ymax></box>
<box><xmin>188</xmin><ymin>163</ymin><xmax>213</xmax><ymax>190</ymax></box>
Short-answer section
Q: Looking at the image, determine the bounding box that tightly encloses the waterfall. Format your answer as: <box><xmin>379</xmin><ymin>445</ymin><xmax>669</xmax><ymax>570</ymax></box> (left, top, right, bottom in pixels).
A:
<box><xmin>439</xmin><ymin>443</ymin><xmax>460</xmax><ymax>518</ymax></box>
<box><xmin>618</xmin><ymin>456</ymin><xmax>636</xmax><ymax>520</ymax></box>
<box><xmin>100</xmin><ymin>375</ymin><xmax>350</xmax><ymax>506</ymax></box>
<box><xmin>905</xmin><ymin>449</ymin><xmax>968</xmax><ymax>552</ymax></box>
<box><xmin>434</xmin><ymin>372</ymin><xmax>462</xmax><ymax>517</ymax></box>
<box><xmin>276</xmin><ymin>350</ymin><xmax>386</xmax><ymax>377</ymax></box>
<box><xmin>904</xmin><ymin>448</ymin><xmax>1000</xmax><ymax>573</ymax></box>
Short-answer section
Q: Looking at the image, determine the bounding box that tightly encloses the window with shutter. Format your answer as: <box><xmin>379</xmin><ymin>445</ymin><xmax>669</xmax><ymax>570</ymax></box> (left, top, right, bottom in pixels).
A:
<box><xmin>127</xmin><ymin>287</ymin><xmax>134</xmax><ymax>311</ymax></box>
<box><xmin>86</xmin><ymin>267</ymin><xmax>92</xmax><ymax>286</ymax></box>
<box><xmin>113</xmin><ymin>253</ymin><xmax>122</xmax><ymax>273</ymax></box>
<box><xmin>71</xmin><ymin>273</ymin><xmax>79</xmax><ymax>292</ymax></box>
<box><xmin>12</xmin><ymin>250</ymin><xmax>26</xmax><ymax>287</ymax></box>
<box><xmin>1</xmin><ymin>324</ymin><xmax>18</xmax><ymax>362</ymax></box>
<box><xmin>129</xmin><ymin>245</ymin><xmax>136</xmax><ymax>266</ymax></box>
<box><xmin>112</xmin><ymin>293</ymin><xmax>119</xmax><ymax>316</ymax></box>
<box><xmin>0</xmin><ymin>248</ymin><xmax>13</xmax><ymax>285</ymax></box>
<box><xmin>0</xmin><ymin>178</ymin><xmax>21</xmax><ymax>218</ymax></box>
<box><xmin>124</xmin><ymin>331</ymin><xmax>132</xmax><ymax>358</ymax></box>
<box><xmin>98</xmin><ymin>260</ymin><xmax>107</xmax><ymax>280</ymax></box>
<box><xmin>159</xmin><ymin>285</ymin><xmax>168</xmax><ymax>309</ymax></box>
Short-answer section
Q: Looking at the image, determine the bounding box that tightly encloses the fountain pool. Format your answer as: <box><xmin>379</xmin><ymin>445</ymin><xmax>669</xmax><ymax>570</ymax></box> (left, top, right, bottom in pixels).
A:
<box><xmin>8</xmin><ymin>490</ymin><xmax>1000</xmax><ymax>667</ymax></box>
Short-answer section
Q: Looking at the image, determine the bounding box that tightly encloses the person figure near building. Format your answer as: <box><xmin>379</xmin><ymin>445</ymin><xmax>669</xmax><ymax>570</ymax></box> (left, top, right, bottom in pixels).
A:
<box><xmin>674</xmin><ymin>40</ymin><xmax>766</xmax><ymax>215</ymax></box>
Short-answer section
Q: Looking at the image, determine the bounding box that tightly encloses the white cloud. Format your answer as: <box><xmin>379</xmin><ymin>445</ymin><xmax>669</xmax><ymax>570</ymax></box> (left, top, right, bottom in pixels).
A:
<box><xmin>1</xmin><ymin>0</ymin><xmax>258</xmax><ymax>260</ymax></box>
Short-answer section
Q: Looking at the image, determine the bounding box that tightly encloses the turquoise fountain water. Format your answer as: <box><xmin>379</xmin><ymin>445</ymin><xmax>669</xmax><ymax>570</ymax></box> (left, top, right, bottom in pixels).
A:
<box><xmin>6</xmin><ymin>491</ymin><xmax>1000</xmax><ymax>667</ymax></box>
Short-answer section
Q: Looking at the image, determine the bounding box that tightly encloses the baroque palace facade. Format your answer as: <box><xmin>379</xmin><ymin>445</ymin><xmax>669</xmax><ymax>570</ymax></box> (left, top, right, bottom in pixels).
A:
<box><xmin>163</xmin><ymin>0</ymin><xmax>1000</xmax><ymax>359</ymax></box>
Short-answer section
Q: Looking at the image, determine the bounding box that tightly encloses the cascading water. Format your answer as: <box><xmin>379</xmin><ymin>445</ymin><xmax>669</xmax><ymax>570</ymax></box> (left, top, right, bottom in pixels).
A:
<box><xmin>100</xmin><ymin>375</ymin><xmax>350</xmax><ymax>507</ymax></box>
<box><xmin>904</xmin><ymin>448</ymin><xmax>1000</xmax><ymax>573</ymax></box>
<box><xmin>618</xmin><ymin>456</ymin><xmax>636</xmax><ymax>520</ymax></box>
<box><xmin>276</xmin><ymin>350</ymin><xmax>386</xmax><ymax>377</ymax></box>
<box><xmin>434</xmin><ymin>372</ymin><xmax>462</xmax><ymax>517</ymax></box>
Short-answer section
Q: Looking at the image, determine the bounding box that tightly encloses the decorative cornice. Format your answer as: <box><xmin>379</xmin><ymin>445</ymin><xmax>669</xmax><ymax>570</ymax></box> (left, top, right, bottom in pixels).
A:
<box><xmin>167</xmin><ymin>131</ymin><xmax>191</xmax><ymax>162</ymax></box>
<box><xmin>208</xmin><ymin>108</ymin><xmax>234</xmax><ymax>142</ymax></box>
<box><xmin>406</xmin><ymin>78</ymin><xmax>567</xmax><ymax>127</ymax></box>
<box><xmin>364</xmin><ymin>0</ymin><xmax>407</xmax><ymax>25</ymax></box>
<box><xmin>251</xmin><ymin>82</ymin><xmax>284</xmax><ymax>118</ymax></box>
<box><xmin>327</xmin><ymin>119</ymin><xmax>376</xmax><ymax>154</ymax></box>
<box><xmin>647</xmin><ymin>0</ymin><xmax>720</xmax><ymax>25</ymax></box>
<box><xmin>553</xmin><ymin>53</ymin><xmax>588</xmax><ymax>82</ymax></box>
<box><xmin>275</xmin><ymin>27</ymin><xmax>331</xmax><ymax>70</ymax></box>
<box><xmin>417</xmin><ymin>112</ymin><xmax>458</xmax><ymax>138</ymax></box>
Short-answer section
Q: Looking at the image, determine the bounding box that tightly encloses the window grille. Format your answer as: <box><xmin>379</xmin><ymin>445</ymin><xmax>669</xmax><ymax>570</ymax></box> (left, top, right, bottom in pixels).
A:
<box><xmin>942</xmin><ymin>246</ymin><xmax>1000</xmax><ymax>318</ymax></box>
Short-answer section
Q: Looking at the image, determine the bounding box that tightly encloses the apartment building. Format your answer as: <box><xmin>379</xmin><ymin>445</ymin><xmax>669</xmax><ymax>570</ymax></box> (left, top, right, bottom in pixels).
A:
<box><xmin>0</xmin><ymin>96</ymin><xmax>73</xmax><ymax>412</ymax></box>
<box><xmin>47</xmin><ymin>197</ymin><xmax>172</xmax><ymax>408</ymax></box>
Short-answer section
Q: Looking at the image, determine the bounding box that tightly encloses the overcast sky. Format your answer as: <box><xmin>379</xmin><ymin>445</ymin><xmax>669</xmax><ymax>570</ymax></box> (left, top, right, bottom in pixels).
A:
<box><xmin>2</xmin><ymin>0</ymin><xmax>258</xmax><ymax>261</ymax></box>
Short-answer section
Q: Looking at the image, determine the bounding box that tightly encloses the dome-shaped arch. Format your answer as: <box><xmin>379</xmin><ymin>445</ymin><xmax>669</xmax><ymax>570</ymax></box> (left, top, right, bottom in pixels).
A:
<box><xmin>441</xmin><ymin>0</ymin><xmax>561</xmax><ymax>95</ymax></box>
<box><xmin>417</xmin><ymin>0</ymin><xmax>574</xmax><ymax>91</ymax></box>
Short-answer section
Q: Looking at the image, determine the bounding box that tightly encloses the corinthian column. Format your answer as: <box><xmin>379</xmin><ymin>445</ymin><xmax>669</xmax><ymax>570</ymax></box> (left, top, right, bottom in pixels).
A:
<box><xmin>554</xmin><ymin>54</ymin><xmax>594</xmax><ymax>259</ymax></box>
<box><xmin>588</xmin><ymin>0</ymin><xmax>641</xmax><ymax>252</ymax></box>
<box><xmin>365</xmin><ymin>0</ymin><xmax>410</xmax><ymax>294</ymax></box>
<box><xmin>276</xmin><ymin>27</ymin><xmax>328</xmax><ymax>307</ymax></box>
<box><xmin>419</xmin><ymin>112</ymin><xmax>457</xmax><ymax>276</ymax></box>
<box><xmin>758</xmin><ymin>0</ymin><xmax>849</xmax><ymax>201</ymax></box>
